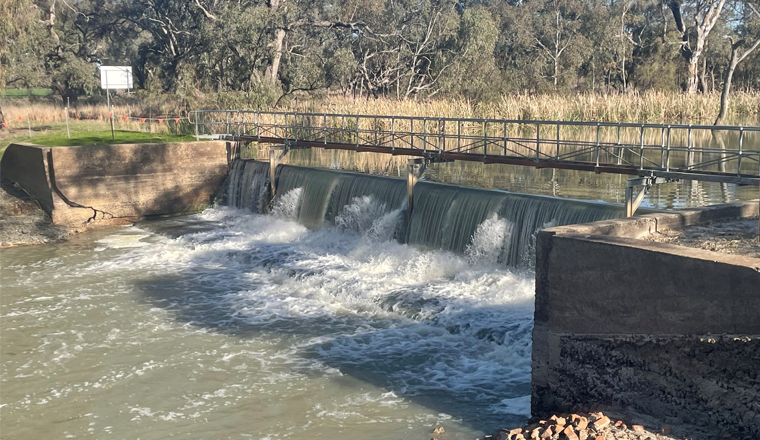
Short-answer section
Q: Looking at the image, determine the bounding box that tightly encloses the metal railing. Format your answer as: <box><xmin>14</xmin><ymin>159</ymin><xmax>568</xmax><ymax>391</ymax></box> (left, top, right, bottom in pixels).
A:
<box><xmin>191</xmin><ymin>110</ymin><xmax>760</xmax><ymax>185</ymax></box>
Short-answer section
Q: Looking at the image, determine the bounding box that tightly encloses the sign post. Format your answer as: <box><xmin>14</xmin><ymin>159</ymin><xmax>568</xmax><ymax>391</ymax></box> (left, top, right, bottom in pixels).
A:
<box><xmin>100</xmin><ymin>66</ymin><xmax>133</xmax><ymax>140</ymax></box>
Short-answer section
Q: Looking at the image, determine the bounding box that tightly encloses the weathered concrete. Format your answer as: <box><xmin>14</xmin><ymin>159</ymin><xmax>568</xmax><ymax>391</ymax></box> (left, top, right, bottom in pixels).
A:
<box><xmin>532</xmin><ymin>200</ymin><xmax>760</xmax><ymax>438</ymax></box>
<box><xmin>0</xmin><ymin>142</ymin><xmax>229</xmax><ymax>229</ymax></box>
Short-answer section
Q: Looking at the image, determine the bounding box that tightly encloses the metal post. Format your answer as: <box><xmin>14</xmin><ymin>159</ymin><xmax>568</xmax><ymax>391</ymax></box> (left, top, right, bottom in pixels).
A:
<box><xmin>65</xmin><ymin>107</ymin><xmax>71</xmax><ymax>139</ymax></box>
<box><xmin>594</xmin><ymin>123</ymin><xmax>600</xmax><ymax>168</ymax></box>
<box><xmin>269</xmin><ymin>147</ymin><xmax>278</xmax><ymax>197</ymax></box>
<box><xmin>536</xmin><ymin>123</ymin><xmax>541</xmax><ymax>161</ymax></box>
<box><xmin>194</xmin><ymin>111</ymin><xmax>199</xmax><ymax>141</ymax></box>
<box><xmin>110</xmin><ymin>104</ymin><xmax>115</xmax><ymax>140</ymax></box>
<box><xmin>27</xmin><ymin>108</ymin><xmax>32</xmax><ymax>138</ymax></box>
<box><xmin>686</xmin><ymin>125</ymin><xmax>693</xmax><ymax>169</ymax></box>
<box><xmin>483</xmin><ymin>121</ymin><xmax>488</xmax><ymax>157</ymax></box>
<box><xmin>391</xmin><ymin>117</ymin><xmax>395</xmax><ymax>151</ymax></box>
<box><xmin>737</xmin><ymin>128</ymin><xmax>744</xmax><ymax>177</ymax></box>
<box><xmin>440</xmin><ymin>119</ymin><xmax>445</xmax><ymax>152</ymax></box>
<box><xmin>423</xmin><ymin>119</ymin><xmax>427</xmax><ymax>152</ymax></box>
<box><xmin>324</xmin><ymin>114</ymin><xmax>328</xmax><ymax>144</ymax></box>
<box><xmin>665</xmin><ymin>125</ymin><xmax>671</xmax><ymax>171</ymax></box>
<box><xmin>374</xmin><ymin>116</ymin><xmax>379</xmax><ymax>146</ymax></box>
<box><xmin>356</xmin><ymin>116</ymin><xmax>360</xmax><ymax>149</ymax></box>
<box><xmin>556</xmin><ymin>123</ymin><xmax>560</xmax><ymax>159</ymax></box>
<box><xmin>616</xmin><ymin>123</ymin><xmax>622</xmax><ymax>165</ymax></box>
<box><xmin>639</xmin><ymin>125</ymin><xmax>645</xmax><ymax>171</ymax></box>
<box><xmin>410</xmin><ymin>119</ymin><xmax>414</xmax><ymax>149</ymax></box>
<box><xmin>457</xmin><ymin>120</ymin><xmax>461</xmax><ymax>152</ymax></box>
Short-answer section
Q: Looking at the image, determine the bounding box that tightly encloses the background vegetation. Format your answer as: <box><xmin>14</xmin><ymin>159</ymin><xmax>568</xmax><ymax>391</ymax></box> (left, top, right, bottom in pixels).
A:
<box><xmin>1</xmin><ymin>0</ymin><xmax>759</xmax><ymax>121</ymax></box>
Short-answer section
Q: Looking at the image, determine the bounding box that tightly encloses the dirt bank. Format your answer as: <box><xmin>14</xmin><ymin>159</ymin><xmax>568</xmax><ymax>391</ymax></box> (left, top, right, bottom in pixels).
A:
<box><xmin>0</xmin><ymin>182</ymin><xmax>70</xmax><ymax>248</ymax></box>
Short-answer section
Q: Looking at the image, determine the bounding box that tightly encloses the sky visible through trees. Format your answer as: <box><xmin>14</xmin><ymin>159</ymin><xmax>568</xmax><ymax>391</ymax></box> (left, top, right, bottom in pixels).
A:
<box><xmin>1</xmin><ymin>0</ymin><xmax>759</xmax><ymax>108</ymax></box>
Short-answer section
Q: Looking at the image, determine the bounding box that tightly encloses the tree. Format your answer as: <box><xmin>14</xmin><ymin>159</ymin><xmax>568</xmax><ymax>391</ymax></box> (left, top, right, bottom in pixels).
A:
<box><xmin>714</xmin><ymin>0</ymin><xmax>760</xmax><ymax>124</ymax></box>
<box><xmin>667</xmin><ymin>0</ymin><xmax>728</xmax><ymax>93</ymax></box>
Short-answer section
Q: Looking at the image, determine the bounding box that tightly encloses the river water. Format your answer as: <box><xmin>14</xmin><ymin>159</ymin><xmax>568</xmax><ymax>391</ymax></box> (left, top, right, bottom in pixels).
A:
<box><xmin>1</xmin><ymin>207</ymin><xmax>534</xmax><ymax>439</ymax></box>
<box><xmin>1</xmin><ymin>151</ymin><xmax>756</xmax><ymax>439</ymax></box>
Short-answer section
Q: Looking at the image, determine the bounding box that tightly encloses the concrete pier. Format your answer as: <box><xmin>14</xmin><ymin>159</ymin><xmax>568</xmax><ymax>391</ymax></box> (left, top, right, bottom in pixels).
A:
<box><xmin>532</xmin><ymin>201</ymin><xmax>760</xmax><ymax>437</ymax></box>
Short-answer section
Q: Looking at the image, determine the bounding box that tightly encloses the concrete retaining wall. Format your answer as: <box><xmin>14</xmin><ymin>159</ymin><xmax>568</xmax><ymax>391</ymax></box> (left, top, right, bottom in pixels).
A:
<box><xmin>532</xmin><ymin>201</ymin><xmax>760</xmax><ymax>437</ymax></box>
<box><xmin>1</xmin><ymin>142</ymin><xmax>230</xmax><ymax>228</ymax></box>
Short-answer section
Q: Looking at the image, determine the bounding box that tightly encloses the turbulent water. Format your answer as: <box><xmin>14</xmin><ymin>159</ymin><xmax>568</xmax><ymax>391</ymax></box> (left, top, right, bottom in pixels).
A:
<box><xmin>1</xmin><ymin>209</ymin><xmax>534</xmax><ymax>439</ymax></box>
<box><xmin>1</xmin><ymin>160</ymin><xmax>626</xmax><ymax>439</ymax></box>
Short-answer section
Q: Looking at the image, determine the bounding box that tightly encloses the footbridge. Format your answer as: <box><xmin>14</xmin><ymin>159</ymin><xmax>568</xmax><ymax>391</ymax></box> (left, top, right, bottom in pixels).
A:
<box><xmin>191</xmin><ymin>110</ymin><xmax>760</xmax><ymax>216</ymax></box>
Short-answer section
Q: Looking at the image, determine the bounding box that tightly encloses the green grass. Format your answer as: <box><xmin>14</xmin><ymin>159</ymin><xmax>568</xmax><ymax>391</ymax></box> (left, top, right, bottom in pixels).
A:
<box><xmin>27</xmin><ymin>130</ymin><xmax>196</xmax><ymax>147</ymax></box>
<box><xmin>1</xmin><ymin>88</ymin><xmax>54</xmax><ymax>98</ymax></box>
<box><xmin>1</xmin><ymin>129</ymin><xmax>200</xmax><ymax>158</ymax></box>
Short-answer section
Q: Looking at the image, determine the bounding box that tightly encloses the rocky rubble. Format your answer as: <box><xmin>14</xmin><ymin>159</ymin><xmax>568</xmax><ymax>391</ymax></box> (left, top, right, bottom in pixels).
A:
<box><xmin>477</xmin><ymin>412</ymin><xmax>690</xmax><ymax>440</ymax></box>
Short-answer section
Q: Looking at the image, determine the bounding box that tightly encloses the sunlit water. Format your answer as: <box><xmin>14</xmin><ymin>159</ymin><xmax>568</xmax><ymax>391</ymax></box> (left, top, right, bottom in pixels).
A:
<box><xmin>1</xmin><ymin>208</ymin><xmax>535</xmax><ymax>439</ymax></box>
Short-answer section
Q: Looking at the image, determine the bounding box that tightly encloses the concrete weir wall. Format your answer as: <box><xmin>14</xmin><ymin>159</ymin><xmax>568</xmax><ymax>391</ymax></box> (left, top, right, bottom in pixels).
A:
<box><xmin>1</xmin><ymin>141</ymin><xmax>230</xmax><ymax>228</ymax></box>
<box><xmin>532</xmin><ymin>201</ymin><xmax>760</xmax><ymax>437</ymax></box>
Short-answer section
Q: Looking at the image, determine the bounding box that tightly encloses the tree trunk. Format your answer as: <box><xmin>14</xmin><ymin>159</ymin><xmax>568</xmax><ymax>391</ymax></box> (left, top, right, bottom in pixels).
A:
<box><xmin>700</xmin><ymin>57</ymin><xmax>709</xmax><ymax>92</ymax></box>
<box><xmin>266</xmin><ymin>28</ymin><xmax>286</xmax><ymax>84</ymax></box>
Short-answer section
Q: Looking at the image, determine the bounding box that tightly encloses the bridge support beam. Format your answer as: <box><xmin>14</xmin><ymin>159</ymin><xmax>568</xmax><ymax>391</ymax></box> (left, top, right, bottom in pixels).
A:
<box><xmin>406</xmin><ymin>158</ymin><xmax>426</xmax><ymax>223</ymax></box>
<box><xmin>625</xmin><ymin>176</ymin><xmax>669</xmax><ymax>217</ymax></box>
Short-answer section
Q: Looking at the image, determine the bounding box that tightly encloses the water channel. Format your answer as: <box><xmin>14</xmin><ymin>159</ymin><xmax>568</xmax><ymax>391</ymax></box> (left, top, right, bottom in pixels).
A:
<box><xmin>2</xmin><ymin>150</ymin><xmax>757</xmax><ymax>439</ymax></box>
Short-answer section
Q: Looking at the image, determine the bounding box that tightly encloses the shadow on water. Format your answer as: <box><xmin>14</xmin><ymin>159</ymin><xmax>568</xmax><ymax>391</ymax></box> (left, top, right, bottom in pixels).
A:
<box><xmin>130</xmin><ymin>217</ymin><xmax>534</xmax><ymax>433</ymax></box>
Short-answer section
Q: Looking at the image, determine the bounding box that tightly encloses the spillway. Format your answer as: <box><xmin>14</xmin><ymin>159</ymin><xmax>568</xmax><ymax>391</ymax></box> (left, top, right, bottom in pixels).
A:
<box><xmin>224</xmin><ymin>159</ymin><xmax>624</xmax><ymax>266</ymax></box>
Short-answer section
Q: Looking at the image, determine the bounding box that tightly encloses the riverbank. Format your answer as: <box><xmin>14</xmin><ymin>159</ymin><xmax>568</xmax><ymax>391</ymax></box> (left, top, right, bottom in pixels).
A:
<box><xmin>0</xmin><ymin>183</ymin><xmax>70</xmax><ymax>248</ymax></box>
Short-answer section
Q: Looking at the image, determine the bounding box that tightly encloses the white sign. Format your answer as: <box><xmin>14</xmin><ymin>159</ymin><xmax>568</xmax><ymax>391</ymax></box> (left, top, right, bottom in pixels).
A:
<box><xmin>100</xmin><ymin>66</ymin><xmax>133</xmax><ymax>90</ymax></box>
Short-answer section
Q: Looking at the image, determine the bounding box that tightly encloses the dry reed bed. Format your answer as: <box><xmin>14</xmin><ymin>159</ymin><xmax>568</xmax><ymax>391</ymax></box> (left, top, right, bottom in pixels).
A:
<box><xmin>4</xmin><ymin>91</ymin><xmax>760</xmax><ymax>126</ymax></box>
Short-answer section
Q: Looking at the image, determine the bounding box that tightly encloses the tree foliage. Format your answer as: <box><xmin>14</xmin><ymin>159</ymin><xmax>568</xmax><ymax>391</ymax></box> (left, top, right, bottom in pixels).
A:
<box><xmin>2</xmin><ymin>0</ymin><xmax>759</xmax><ymax>104</ymax></box>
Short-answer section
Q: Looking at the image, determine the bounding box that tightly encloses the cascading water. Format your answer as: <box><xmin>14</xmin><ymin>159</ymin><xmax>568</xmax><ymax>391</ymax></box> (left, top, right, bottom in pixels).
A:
<box><xmin>222</xmin><ymin>160</ymin><xmax>271</xmax><ymax>213</ymax></box>
<box><xmin>274</xmin><ymin>164</ymin><xmax>407</xmax><ymax>229</ymax></box>
<box><xmin>222</xmin><ymin>160</ymin><xmax>624</xmax><ymax>267</ymax></box>
<box><xmin>407</xmin><ymin>181</ymin><xmax>623</xmax><ymax>266</ymax></box>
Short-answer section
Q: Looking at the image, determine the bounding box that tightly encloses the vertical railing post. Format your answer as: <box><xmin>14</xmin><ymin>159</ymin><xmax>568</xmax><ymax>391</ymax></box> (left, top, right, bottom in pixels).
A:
<box><xmin>594</xmin><ymin>123</ymin><xmax>601</xmax><ymax>167</ymax></box>
<box><xmin>423</xmin><ymin>119</ymin><xmax>427</xmax><ymax>152</ymax></box>
<box><xmin>616</xmin><ymin>123</ymin><xmax>622</xmax><ymax>165</ymax></box>
<box><xmin>410</xmin><ymin>119</ymin><xmax>414</xmax><ymax>149</ymax></box>
<box><xmin>639</xmin><ymin>125</ymin><xmax>645</xmax><ymax>171</ymax></box>
<box><xmin>391</xmin><ymin>117</ymin><xmax>395</xmax><ymax>151</ymax></box>
<box><xmin>324</xmin><ymin>114</ymin><xmax>328</xmax><ymax>144</ymax></box>
<box><xmin>503</xmin><ymin>122</ymin><xmax>508</xmax><ymax>156</ymax></box>
<box><xmin>341</xmin><ymin>115</ymin><xmax>345</xmax><ymax>144</ymax></box>
<box><xmin>536</xmin><ymin>123</ymin><xmax>541</xmax><ymax>161</ymax></box>
<box><xmin>457</xmin><ymin>120</ymin><xmax>461</xmax><ymax>152</ymax></box>
<box><xmin>665</xmin><ymin>125</ymin><xmax>671</xmax><ymax>172</ymax></box>
<box><xmin>194</xmin><ymin>110</ymin><xmax>199</xmax><ymax>141</ymax></box>
<box><xmin>356</xmin><ymin>116</ymin><xmax>360</xmax><ymax>149</ymax></box>
<box><xmin>556</xmin><ymin>123</ymin><xmax>560</xmax><ymax>160</ymax></box>
<box><xmin>375</xmin><ymin>116</ymin><xmax>379</xmax><ymax>146</ymax></box>
<box><xmin>440</xmin><ymin>119</ymin><xmax>445</xmax><ymax>153</ymax></box>
<box><xmin>686</xmin><ymin>125</ymin><xmax>693</xmax><ymax>169</ymax></box>
<box><xmin>737</xmin><ymin>128</ymin><xmax>744</xmax><ymax>177</ymax></box>
<box><xmin>483</xmin><ymin>121</ymin><xmax>488</xmax><ymax>157</ymax></box>
<box><xmin>660</xmin><ymin>127</ymin><xmax>666</xmax><ymax>169</ymax></box>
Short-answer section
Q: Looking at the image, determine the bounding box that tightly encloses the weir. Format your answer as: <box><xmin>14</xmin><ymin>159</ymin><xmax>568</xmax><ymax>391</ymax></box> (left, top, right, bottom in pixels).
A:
<box><xmin>223</xmin><ymin>158</ymin><xmax>625</xmax><ymax>266</ymax></box>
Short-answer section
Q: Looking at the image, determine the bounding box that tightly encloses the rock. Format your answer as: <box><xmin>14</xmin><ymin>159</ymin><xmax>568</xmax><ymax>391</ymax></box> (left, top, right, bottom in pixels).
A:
<box><xmin>509</xmin><ymin>428</ymin><xmax>523</xmax><ymax>437</ymax></box>
<box><xmin>593</xmin><ymin>416</ymin><xmax>610</xmax><ymax>430</ymax></box>
<box><xmin>530</xmin><ymin>428</ymin><xmax>541</xmax><ymax>440</ymax></box>
<box><xmin>631</xmin><ymin>425</ymin><xmax>644</xmax><ymax>433</ymax></box>
<box><xmin>562</xmin><ymin>426</ymin><xmax>579</xmax><ymax>440</ymax></box>
<box><xmin>575</xmin><ymin>417</ymin><xmax>588</xmax><ymax>430</ymax></box>
<box><xmin>578</xmin><ymin>430</ymin><xmax>588</xmax><ymax>440</ymax></box>
<box><xmin>661</xmin><ymin>425</ymin><xmax>672</xmax><ymax>434</ymax></box>
<box><xmin>594</xmin><ymin>435</ymin><xmax>605</xmax><ymax>440</ymax></box>
<box><xmin>433</xmin><ymin>427</ymin><xmax>445</xmax><ymax>435</ymax></box>
<box><xmin>540</xmin><ymin>426</ymin><xmax>553</xmax><ymax>439</ymax></box>
<box><xmin>550</xmin><ymin>415</ymin><xmax>567</xmax><ymax>427</ymax></box>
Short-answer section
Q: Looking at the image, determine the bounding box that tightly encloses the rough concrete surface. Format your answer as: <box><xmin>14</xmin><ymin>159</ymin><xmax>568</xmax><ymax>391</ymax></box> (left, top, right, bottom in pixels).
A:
<box><xmin>645</xmin><ymin>217</ymin><xmax>760</xmax><ymax>258</ymax></box>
